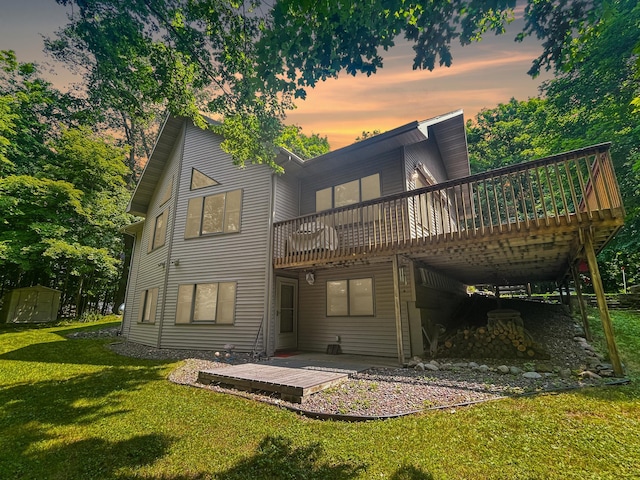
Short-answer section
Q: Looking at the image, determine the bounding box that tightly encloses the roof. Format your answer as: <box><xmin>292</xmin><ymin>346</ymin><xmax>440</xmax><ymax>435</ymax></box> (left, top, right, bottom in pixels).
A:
<box><xmin>127</xmin><ymin>115</ymin><xmax>185</xmax><ymax>217</ymax></box>
<box><xmin>127</xmin><ymin>110</ymin><xmax>469</xmax><ymax>215</ymax></box>
<box><xmin>293</xmin><ymin>110</ymin><xmax>469</xmax><ymax>179</ymax></box>
<box><xmin>127</xmin><ymin>116</ymin><xmax>302</xmax><ymax>216</ymax></box>
<box><xmin>7</xmin><ymin>285</ymin><xmax>61</xmax><ymax>293</ymax></box>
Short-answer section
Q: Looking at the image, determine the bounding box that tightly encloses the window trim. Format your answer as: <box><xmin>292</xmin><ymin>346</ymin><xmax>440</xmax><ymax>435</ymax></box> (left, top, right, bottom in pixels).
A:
<box><xmin>185</xmin><ymin>189</ymin><xmax>243</xmax><ymax>239</ymax></box>
<box><xmin>326</xmin><ymin>277</ymin><xmax>374</xmax><ymax>317</ymax></box>
<box><xmin>175</xmin><ymin>281</ymin><xmax>237</xmax><ymax>325</ymax></box>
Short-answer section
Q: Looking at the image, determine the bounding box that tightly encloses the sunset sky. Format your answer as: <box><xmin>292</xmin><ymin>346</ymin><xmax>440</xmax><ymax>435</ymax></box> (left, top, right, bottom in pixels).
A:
<box><xmin>0</xmin><ymin>1</ymin><xmax>551</xmax><ymax>149</ymax></box>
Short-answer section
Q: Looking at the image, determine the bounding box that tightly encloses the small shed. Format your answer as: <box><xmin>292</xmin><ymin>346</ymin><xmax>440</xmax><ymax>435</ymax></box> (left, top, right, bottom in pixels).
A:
<box><xmin>0</xmin><ymin>285</ymin><xmax>61</xmax><ymax>323</ymax></box>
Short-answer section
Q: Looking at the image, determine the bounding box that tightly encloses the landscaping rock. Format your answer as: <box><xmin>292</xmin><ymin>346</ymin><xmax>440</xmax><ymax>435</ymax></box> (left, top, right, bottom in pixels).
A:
<box><xmin>580</xmin><ymin>370</ymin><xmax>602</xmax><ymax>380</ymax></box>
<box><xmin>523</xmin><ymin>371</ymin><xmax>542</xmax><ymax>379</ymax></box>
<box><xmin>559</xmin><ymin>369</ymin><xmax>572</xmax><ymax>378</ymax></box>
<box><xmin>497</xmin><ymin>365</ymin><xmax>510</xmax><ymax>374</ymax></box>
<box><xmin>510</xmin><ymin>366</ymin><xmax>523</xmax><ymax>375</ymax></box>
<box><xmin>536</xmin><ymin>363</ymin><xmax>554</xmax><ymax>373</ymax></box>
<box><xmin>468</xmin><ymin>362</ymin><xmax>479</xmax><ymax>369</ymax></box>
<box><xmin>477</xmin><ymin>365</ymin><xmax>490</xmax><ymax>373</ymax></box>
<box><xmin>408</xmin><ymin>356</ymin><xmax>422</xmax><ymax>367</ymax></box>
<box><xmin>415</xmin><ymin>363</ymin><xmax>426</xmax><ymax>371</ymax></box>
<box><xmin>424</xmin><ymin>363</ymin><xmax>439</xmax><ymax>371</ymax></box>
<box><xmin>586</xmin><ymin>356</ymin><xmax>601</xmax><ymax>367</ymax></box>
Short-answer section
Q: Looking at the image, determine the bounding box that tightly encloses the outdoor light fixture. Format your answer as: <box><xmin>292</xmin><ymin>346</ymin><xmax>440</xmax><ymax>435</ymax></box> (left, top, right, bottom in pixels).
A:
<box><xmin>305</xmin><ymin>271</ymin><xmax>315</xmax><ymax>285</ymax></box>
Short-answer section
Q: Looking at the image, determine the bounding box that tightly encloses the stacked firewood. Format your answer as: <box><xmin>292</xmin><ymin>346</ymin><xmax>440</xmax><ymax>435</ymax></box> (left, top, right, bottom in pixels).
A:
<box><xmin>438</xmin><ymin>309</ymin><xmax>549</xmax><ymax>359</ymax></box>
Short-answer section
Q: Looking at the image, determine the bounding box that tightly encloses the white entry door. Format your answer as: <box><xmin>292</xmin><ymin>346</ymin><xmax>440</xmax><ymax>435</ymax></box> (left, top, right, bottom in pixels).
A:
<box><xmin>276</xmin><ymin>277</ymin><xmax>298</xmax><ymax>350</ymax></box>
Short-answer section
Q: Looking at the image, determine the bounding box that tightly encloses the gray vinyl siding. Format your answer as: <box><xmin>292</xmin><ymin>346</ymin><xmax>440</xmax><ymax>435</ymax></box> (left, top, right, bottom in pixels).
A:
<box><xmin>403</xmin><ymin>139</ymin><xmax>447</xmax><ymax>189</ymax></box>
<box><xmin>299</xmin><ymin>148</ymin><xmax>405</xmax><ymax>215</ymax></box>
<box><xmin>274</xmin><ymin>174</ymin><xmax>299</xmax><ymax>222</ymax></box>
<box><xmin>297</xmin><ymin>262</ymin><xmax>410</xmax><ymax>358</ymax></box>
<box><xmin>125</xmin><ymin>123</ymin><xmax>185</xmax><ymax>347</ymax></box>
<box><xmin>159</xmin><ymin>122</ymin><xmax>272</xmax><ymax>351</ymax></box>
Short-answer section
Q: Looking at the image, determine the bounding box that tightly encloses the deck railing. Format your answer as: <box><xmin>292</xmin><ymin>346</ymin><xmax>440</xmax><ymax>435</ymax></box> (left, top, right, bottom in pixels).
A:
<box><xmin>273</xmin><ymin>144</ymin><xmax>623</xmax><ymax>268</ymax></box>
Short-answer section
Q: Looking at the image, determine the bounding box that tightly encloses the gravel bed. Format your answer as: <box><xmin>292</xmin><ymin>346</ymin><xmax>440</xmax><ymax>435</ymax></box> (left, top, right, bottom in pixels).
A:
<box><xmin>77</xmin><ymin>300</ymin><xmax>623</xmax><ymax>418</ymax></box>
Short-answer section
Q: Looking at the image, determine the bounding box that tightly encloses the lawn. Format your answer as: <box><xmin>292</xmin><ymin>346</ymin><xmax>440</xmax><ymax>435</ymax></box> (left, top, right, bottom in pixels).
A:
<box><xmin>1</xmin><ymin>311</ymin><xmax>639</xmax><ymax>479</ymax></box>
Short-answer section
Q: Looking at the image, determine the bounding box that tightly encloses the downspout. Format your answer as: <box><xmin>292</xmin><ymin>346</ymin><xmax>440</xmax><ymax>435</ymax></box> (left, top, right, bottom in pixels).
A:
<box><xmin>262</xmin><ymin>170</ymin><xmax>278</xmax><ymax>355</ymax></box>
<box><xmin>120</xmin><ymin>229</ymin><xmax>138</xmax><ymax>338</ymax></box>
<box><xmin>156</xmin><ymin>120</ymin><xmax>187</xmax><ymax>348</ymax></box>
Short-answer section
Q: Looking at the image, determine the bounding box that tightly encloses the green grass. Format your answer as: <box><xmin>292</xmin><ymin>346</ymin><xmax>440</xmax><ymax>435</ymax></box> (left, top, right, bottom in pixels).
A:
<box><xmin>1</xmin><ymin>312</ymin><xmax>640</xmax><ymax>479</ymax></box>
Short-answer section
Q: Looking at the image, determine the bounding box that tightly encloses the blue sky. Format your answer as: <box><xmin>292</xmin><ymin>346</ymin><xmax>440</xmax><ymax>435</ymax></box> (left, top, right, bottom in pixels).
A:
<box><xmin>0</xmin><ymin>1</ymin><xmax>551</xmax><ymax>148</ymax></box>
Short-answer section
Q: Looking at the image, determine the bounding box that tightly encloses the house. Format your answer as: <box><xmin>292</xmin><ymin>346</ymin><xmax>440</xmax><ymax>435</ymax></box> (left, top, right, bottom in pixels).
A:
<box><xmin>121</xmin><ymin>111</ymin><xmax>625</xmax><ymax>369</ymax></box>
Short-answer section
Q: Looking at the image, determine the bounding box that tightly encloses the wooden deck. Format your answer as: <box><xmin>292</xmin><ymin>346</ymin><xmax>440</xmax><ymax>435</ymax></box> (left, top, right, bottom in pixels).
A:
<box><xmin>197</xmin><ymin>364</ymin><xmax>348</xmax><ymax>403</ymax></box>
<box><xmin>273</xmin><ymin>144</ymin><xmax>625</xmax><ymax>285</ymax></box>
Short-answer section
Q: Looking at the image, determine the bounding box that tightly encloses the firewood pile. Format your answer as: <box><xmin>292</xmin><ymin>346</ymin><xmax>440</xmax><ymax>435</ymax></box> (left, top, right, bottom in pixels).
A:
<box><xmin>438</xmin><ymin>309</ymin><xmax>549</xmax><ymax>359</ymax></box>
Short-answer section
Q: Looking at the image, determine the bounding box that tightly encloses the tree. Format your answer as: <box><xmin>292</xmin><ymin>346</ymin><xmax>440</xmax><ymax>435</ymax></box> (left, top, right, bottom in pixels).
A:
<box><xmin>355</xmin><ymin>131</ymin><xmax>382</xmax><ymax>142</ymax></box>
<box><xmin>47</xmin><ymin>1</ymin><xmax>607</xmax><ymax>172</ymax></box>
<box><xmin>466</xmin><ymin>0</ymin><xmax>640</xmax><ymax>290</ymax></box>
<box><xmin>466</xmin><ymin>97</ymin><xmax>558</xmax><ymax>173</ymax></box>
<box><xmin>276</xmin><ymin>125</ymin><xmax>329</xmax><ymax>160</ymax></box>
<box><xmin>0</xmin><ymin>53</ymin><xmax>133</xmax><ymax>316</ymax></box>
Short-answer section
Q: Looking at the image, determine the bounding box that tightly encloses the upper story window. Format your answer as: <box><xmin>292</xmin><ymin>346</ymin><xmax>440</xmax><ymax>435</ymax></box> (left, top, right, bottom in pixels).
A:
<box><xmin>149</xmin><ymin>210</ymin><xmax>168</xmax><ymax>252</ymax></box>
<box><xmin>185</xmin><ymin>189</ymin><xmax>242</xmax><ymax>238</ymax></box>
<box><xmin>191</xmin><ymin>168</ymin><xmax>219</xmax><ymax>190</ymax></box>
<box><xmin>315</xmin><ymin>173</ymin><xmax>380</xmax><ymax>212</ymax></box>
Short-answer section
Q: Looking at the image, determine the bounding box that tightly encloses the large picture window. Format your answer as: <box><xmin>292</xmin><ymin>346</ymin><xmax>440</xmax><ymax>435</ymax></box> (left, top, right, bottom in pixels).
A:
<box><xmin>149</xmin><ymin>210</ymin><xmax>168</xmax><ymax>252</ymax></box>
<box><xmin>176</xmin><ymin>282</ymin><xmax>237</xmax><ymax>324</ymax></box>
<box><xmin>185</xmin><ymin>189</ymin><xmax>242</xmax><ymax>238</ymax></box>
<box><xmin>139</xmin><ymin>288</ymin><xmax>158</xmax><ymax>324</ymax></box>
<box><xmin>315</xmin><ymin>173</ymin><xmax>380</xmax><ymax>212</ymax></box>
<box><xmin>326</xmin><ymin>278</ymin><xmax>374</xmax><ymax>316</ymax></box>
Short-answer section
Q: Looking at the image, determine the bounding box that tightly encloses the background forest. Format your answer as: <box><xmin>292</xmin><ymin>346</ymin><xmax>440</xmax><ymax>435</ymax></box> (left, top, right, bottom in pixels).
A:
<box><xmin>1</xmin><ymin>0</ymin><xmax>639</xmax><ymax>316</ymax></box>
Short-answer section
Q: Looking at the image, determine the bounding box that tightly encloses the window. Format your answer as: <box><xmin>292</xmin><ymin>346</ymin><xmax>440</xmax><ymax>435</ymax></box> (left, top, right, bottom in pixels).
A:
<box><xmin>139</xmin><ymin>288</ymin><xmax>158</xmax><ymax>323</ymax></box>
<box><xmin>327</xmin><ymin>278</ymin><xmax>374</xmax><ymax>316</ymax></box>
<box><xmin>185</xmin><ymin>189</ymin><xmax>242</xmax><ymax>238</ymax></box>
<box><xmin>149</xmin><ymin>210</ymin><xmax>168</xmax><ymax>252</ymax></box>
<box><xmin>414</xmin><ymin>173</ymin><xmax>452</xmax><ymax>234</ymax></box>
<box><xmin>176</xmin><ymin>282</ymin><xmax>236</xmax><ymax>324</ymax></box>
<box><xmin>315</xmin><ymin>173</ymin><xmax>380</xmax><ymax>212</ymax></box>
<box><xmin>191</xmin><ymin>168</ymin><xmax>219</xmax><ymax>190</ymax></box>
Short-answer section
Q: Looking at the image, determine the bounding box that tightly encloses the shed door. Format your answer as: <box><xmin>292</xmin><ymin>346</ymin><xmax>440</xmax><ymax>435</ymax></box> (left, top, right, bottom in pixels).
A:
<box><xmin>15</xmin><ymin>291</ymin><xmax>37</xmax><ymax>322</ymax></box>
<box><xmin>276</xmin><ymin>277</ymin><xmax>298</xmax><ymax>350</ymax></box>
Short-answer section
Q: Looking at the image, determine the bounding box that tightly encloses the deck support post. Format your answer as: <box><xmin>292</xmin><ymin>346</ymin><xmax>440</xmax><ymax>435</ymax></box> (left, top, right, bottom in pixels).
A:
<box><xmin>392</xmin><ymin>254</ymin><xmax>405</xmax><ymax>365</ymax></box>
<box><xmin>571</xmin><ymin>265</ymin><xmax>592</xmax><ymax>342</ymax></box>
<box><xmin>558</xmin><ymin>282</ymin><xmax>565</xmax><ymax>306</ymax></box>
<box><xmin>583</xmin><ymin>230</ymin><xmax>624</xmax><ymax>376</ymax></box>
<box><xmin>565</xmin><ymin>281</ymin><xmax>573</xmax><ymax>314</ymax></box>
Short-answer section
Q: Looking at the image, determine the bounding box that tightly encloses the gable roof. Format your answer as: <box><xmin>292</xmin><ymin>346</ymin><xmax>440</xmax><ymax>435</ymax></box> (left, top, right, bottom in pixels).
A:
<box><xmin>293</xmin><ymin>110</ymin><xmax>469</xmax><ymax>179</ymax></box>
<box><xmin>127</xmin><ymin>115</ymin><xmax>185</xmax><ymax>217</ymax></box>
<box><xmin>127</xmin><ymin>110</ymin><xmax>469</xmax><ymax>216</ymax></box>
